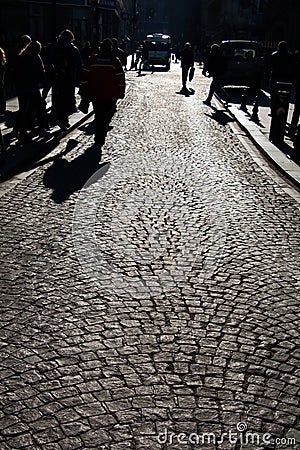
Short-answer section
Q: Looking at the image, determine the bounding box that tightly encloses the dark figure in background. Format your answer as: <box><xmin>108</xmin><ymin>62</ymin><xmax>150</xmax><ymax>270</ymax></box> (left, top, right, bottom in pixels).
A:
<box><xmin>132</xmin><ymin>43</ymin><xmax>141</xmax><ymax>70</ymax></box>
<box><xmin>41</xmin><ymin>41</ymin><xmax>56</xmax><ymax>101</ymax></box>
<box><xmin>8</xmin><ymin>34</ymin><xmax>31</xmax><ymax>81</ymax></box>
<box><xmin>0</xmin><ymin>47</ymin><xmax>6</xmax><ymax>115</ymax></box>
<box><xmin>81</xmin><ymin>41</ymin><xmax>93</xmax><ymax>65</ymax></box>
<box><xmin>202</xmin><ymin>43</ymin><xmax>229</xmax><ymax>106</ymax></box>
<box><xmin>269</xmin><ymin>41</ymin><xmax>295</xmax><ymax>116</ymax></box>
<box><xmin>177</xmin><ymin>42</ymin><xmax>194</xmax><ymax>92</ymax></box>
<box><xmin>172</xmin><ymin>45</ymin><xmax>179</xmax><ymax>63</ymax></box>
<box><xmin>14</xmin><ymin>41</ymin><xmax>49</xmax><ymax>142</ymax></box>
<box><xmin>51</xmin><ymin>29</ymin><xmax>82</xmax><ymax>129</ymax></box>
<box><xmin>80</xmin><ymin>38</ymin><xmax>125</xmax><ymax>149</ymax></box>
<box><xmin>138</xmin><ymin>41</ymin><xmax>149</xmax><ymax>75</ymax></box>
<box><xmin>289</xmin><ymin>54</ymin><xmax>300</xmax><ymax>137</ymax></box>
<box><xmin>112</xmin><ymin>38</ymin><xmax>127</xmax><ymax>70</ymax></box>
<box><xmin>8</xmin><ymin>35</ymin><xmax>31</xmax><ymax>131</ymax></box>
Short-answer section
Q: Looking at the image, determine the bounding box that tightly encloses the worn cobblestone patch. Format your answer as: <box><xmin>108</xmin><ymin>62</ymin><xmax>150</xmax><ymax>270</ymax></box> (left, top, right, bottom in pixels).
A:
<box><xmin>0</xmin><ymin>66</ymin><xmax>300</xmax><ymax>449</ymax></box>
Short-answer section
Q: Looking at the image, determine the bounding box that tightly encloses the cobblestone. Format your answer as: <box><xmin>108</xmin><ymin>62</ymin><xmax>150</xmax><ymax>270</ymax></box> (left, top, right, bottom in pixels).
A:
<box><xmin>0</xmin><ymin>65</ymin><xmax>300</xmax><ymax>449</ymax></box>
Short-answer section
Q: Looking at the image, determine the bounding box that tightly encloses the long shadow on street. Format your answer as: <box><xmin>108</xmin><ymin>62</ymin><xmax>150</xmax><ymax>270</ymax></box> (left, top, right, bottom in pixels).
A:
<box><xmin>204</xmin><ymin>105</ymin><xmax>235</xmax><ymax>126</ymax></box>
<box><xmin>43</xmin><ymin>145</ymin><xmax>106</xmax><ymax>203</ymax></box>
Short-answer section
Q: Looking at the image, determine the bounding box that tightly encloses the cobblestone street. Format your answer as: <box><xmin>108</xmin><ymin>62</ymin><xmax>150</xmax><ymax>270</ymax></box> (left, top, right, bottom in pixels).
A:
<box><xmin>0</xmin><ymin>64</ymin><xmax>300</xmax><ymax>449</ymax></box>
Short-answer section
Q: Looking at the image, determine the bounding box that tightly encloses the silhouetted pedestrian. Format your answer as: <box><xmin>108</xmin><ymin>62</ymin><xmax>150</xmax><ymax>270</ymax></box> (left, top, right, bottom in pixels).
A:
<box><xmin>41</xmin><ymin>41</ymin><xmax>56</xmax><ymax>100</ymax></box>
<box><xmin>81</xmin><ymin>41</ymin><xmax>93</xmax><ymax>65</ymax></box>
<box><xmin>8</xmin><ymin>35</ymin><xmax>32</xmax><ymax>134</ymax></box>
<box><xmin>14</xmin><ymin>40</ymin><xmax>49</xmax><ymax>142</ymax></box>
<box><xmin>0</xmin><ymin>47</ymin><xmax>6</xmax><ymax>115</ymax></box>
<box><xmin>112</xmin><ymin>38</ymin><xmax>127</xmax><ymax>70</ymax></box>
<box><xmin>177</xmin><ymin>42</ymin><xmax>194</xmax><ymax>92</ymax></box>
<box><xmin>269</xmin><ymin>41</ymin><xmax>295</xmax><ymax>116</ymax></box>
<box><xmin>202</xmin><ymin>44</ymin><xmax>229</xmax><ymax>106</ymax></box>
<box><xmin>138</xmin><ymin>41</ymin><xmax>149</xmax><ymax>75</ymax></box>
<box><xmin>289</xmin><ymin>54</ymin><xmax>300</xmax><ymax>137</ymax></box>
<box><xmin>51</xmin><ymin>29</ymin><xmax>82</xmax><ymax>130</ymax></box>
<box><xmin>80</xmin><ymin>38</ymin><xmax>125</xmax><ymax>149</ymax></box>
<box><xmin>8</xmin><ymin>34</ymin><xmax>31</xmax><ymax>82</ymax></box>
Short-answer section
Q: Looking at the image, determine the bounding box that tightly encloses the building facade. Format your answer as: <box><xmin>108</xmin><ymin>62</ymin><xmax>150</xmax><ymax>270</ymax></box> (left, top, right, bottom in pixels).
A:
<box><xmin>0</xmin><ymin>0</ymin><xmax>130</xmax><ymax>53</ymax></box>
<box><xmin>1</xmin><ymin>0</ymin><xmax>299</xmax><ymax>56</ymax></box>
<box><xmin>134</xmin><ymin>0</ymin><xmax>300</xmax><ymax>54</ymax></box>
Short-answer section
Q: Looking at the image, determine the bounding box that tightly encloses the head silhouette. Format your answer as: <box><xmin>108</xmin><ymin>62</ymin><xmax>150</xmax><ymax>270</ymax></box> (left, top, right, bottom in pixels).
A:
<box><xmin>277</xmin><ymin>41</ymin><xmax>288</xmax><ymax>52</ymax></box>
<box><xmin>58</xmin><ymin>29</ymin><xmax>75</xmax><ymax>43</ymax></box>
<box><xmin>211</xmin><ymin>44</ymin><xmax>220</xmax><ymax>54</ymax></box>
<box><xmin>100</xmin><ymin>38</ymin><xmax>112</xmax><ymax>55</ymax></box>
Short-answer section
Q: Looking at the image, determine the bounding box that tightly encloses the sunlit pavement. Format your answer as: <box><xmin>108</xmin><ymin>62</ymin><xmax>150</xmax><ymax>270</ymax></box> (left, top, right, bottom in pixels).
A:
<box><xmin>0</xmin><ymin>63</ymin><xmax>300</xmax><ymax>450</ymax></box>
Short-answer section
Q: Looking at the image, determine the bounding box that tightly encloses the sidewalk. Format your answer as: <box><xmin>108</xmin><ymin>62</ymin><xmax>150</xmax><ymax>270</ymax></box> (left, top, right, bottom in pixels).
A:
<box><xmin>223</xmin><ymin>86</ymin><xmax>300</xmax><ymax>188</ymax></box>
<box><xmin>0</xmin><ymin>89</ymin><xmax>93</xmax><ymax>182</ymax></box>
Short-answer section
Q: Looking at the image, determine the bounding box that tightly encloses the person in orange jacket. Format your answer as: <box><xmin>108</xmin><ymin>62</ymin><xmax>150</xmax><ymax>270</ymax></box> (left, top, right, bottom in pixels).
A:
<box><xmin>80</xmin><ymin>38</ymin><xmax>125</xmax><ymax>148</ymax></box>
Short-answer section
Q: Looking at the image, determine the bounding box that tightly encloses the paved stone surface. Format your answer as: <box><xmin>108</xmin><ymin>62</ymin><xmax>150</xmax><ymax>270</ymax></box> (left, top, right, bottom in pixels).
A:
<box><xmin>0</xmin><ymin>64</ymin><xmax>300</xmax><ymax>449</ymax></box>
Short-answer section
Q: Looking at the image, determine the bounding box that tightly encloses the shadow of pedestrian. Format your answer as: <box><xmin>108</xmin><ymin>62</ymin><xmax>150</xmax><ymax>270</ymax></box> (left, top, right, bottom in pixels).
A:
<box><xmin>0</xmin><ymin>129</ymin><xmax>64</xmax><ymax>182</ymax></box>
<box><xmin>205</xmin><ymin>110</ymin><xmax>234</xmax><ymax>126</ymax></box>
<box><xmin>271</xmin><ymin>140</ymin><xmax>294</xmax><ymax>158</ymax></box>
<box><xmin>176</xmin><ymin>89</ymin><xmax>192</xmax><ymax>97</ymax></box>
<box><xmin>43</xmin><ymin>145</ymin><xmax>106</xmax><ymax>203</ymax></box>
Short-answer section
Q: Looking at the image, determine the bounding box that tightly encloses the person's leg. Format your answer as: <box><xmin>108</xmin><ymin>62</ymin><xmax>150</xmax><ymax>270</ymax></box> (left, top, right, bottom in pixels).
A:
<box><xmin>0</xmin><ymin>79</ymin><xmax>6</xmax><ymax>114</ymax></box>
<box><xmin>93</xmin><ymin>100</ymin><xmax>113</xmax><ymax>147</ymax></box>
<box><xmin>214</xmin><ymin>77</ymin><xmax>230</xmax><ymax>103</ymax></box>
<box><xmin>182</xmin><ymin>65</ymin><xmax>189</xmax><ymax>89</ymax></box>
<box><xmin>204</xmin><ymin>78</ymin><xmax>216</xmax><ymax>104</ymax></box>
<box><xmin>290</xmin><ymin>88</ymin><xmax>300</xmax><ymax>136</ymax></box>
<box><xmin>55</xmin><ymin>78</ymin><xmax>70</xmax><ymax>128</ymax></box>
<box><xmin>270</xmin><ymin>78</ymin><xmax>277</xmax><ymax>117</ymax></box>
<box><xmin>34</xmin><ymin>90</ymin><xmax>49</xmax><ymax>132</ymax></box>
<box><xmin>18</xmin><ymin>93</ymin><xmax>31</xmax><ymax>141</ymax></box>
<box><xmin>66</xmin><ymin>83</ymin><xmax>77</xmax><ymax>114</ymax></box>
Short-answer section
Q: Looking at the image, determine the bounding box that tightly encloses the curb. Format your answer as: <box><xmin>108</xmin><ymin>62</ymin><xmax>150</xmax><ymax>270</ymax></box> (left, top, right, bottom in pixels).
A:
<box><xmin>226</xmin><ymin>103</ymin><xmax>300</xmax><ymax>190</ymax></box>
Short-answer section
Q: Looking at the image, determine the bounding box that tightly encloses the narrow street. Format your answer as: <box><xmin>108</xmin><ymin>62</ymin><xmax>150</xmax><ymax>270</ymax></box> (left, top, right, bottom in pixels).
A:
<box><xmin>0</xmin><ymin>63</ymin><xmax>300</xmax><ymax>449</ymax></box>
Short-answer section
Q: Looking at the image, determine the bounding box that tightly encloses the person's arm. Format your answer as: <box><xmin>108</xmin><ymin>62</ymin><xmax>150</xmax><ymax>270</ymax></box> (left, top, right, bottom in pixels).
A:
<box><xmin>114</xmin><ymin>57</ymin><xmax>125</xmax><ymax>98</ymax></box>
<box><xmin>79</xmin><ymin>55</ymin><xmax>91</xmax><ymax>98</ymax></box>
<box><xmin>191</xmin><ymin>51</ymin><xmax>195</xmax><ymax>67</ymax></box>
<box><xmin>202</xmin><ymin>56</ymin><xmax>209</xmax><ymax>76</ymax></box>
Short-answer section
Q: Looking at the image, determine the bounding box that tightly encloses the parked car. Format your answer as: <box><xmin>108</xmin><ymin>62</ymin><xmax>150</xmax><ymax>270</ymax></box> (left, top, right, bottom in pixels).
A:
<box><xmin>219</xmin><ymin>40</ymin><xmax>264</xmax><ymax>90</ymax></box>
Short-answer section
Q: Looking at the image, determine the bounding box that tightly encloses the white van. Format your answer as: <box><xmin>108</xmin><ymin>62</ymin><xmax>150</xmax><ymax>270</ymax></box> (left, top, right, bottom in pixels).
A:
<box><xmin>145</xmin><ymin>33</ymin><xmax>172</xmax><ymax>70</ymax></box>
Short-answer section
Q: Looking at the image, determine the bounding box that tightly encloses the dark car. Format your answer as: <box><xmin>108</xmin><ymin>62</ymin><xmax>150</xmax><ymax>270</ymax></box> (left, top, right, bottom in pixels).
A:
<box><xmin>220</xmin><ymin>40</ymin><xmax>263</xmax><ymax>89</ymax></box>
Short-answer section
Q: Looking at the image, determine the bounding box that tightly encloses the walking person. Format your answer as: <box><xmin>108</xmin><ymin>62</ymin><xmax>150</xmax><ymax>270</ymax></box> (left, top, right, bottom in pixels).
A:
<box><xmin>138</xmin><ymin>41</ymin><xmax>149</xmax><ymax>75</ymax></box>
<box><xmin>202</xmin><ymin>43</ymin><xmax>229</xmax><ymax>106</ymax></box>
<box><xmin>41</xmin><ymin>41</ymin><xmax>56</xmax><ymax>101</ymax></box>
<box><xmin>14</xmin><ymin>40</ymin><xmax>49</xmax><ymax>142</ymax></box>
<box><xmin>8</xmin><ymin>34</ymin><xmax>31</xmax><ymax>82</ymax></box>
<box><xmin>289</xmin><ymin>54</ymin><xmax>300</xmax><ymax>138</ymax></box>
<box><xmin>177</xmin><ymin>42</ymin><xmax>194</xmax><ymax>93</ymax></box>
<box><xmin>269</xmin><ymin>41</ymin><xmax>295</xmax><ymax>117</ymax></box>
<box><xmin>51</xmin><ymin>29</ymin><xmax>82</xmax><ymax>129</ymax></box>
<box><xmin>0</xmin><ymin>47</ymin><xmax>6</xmax><ymax>116</ymax></box>
<box><xmin>112</xmin><ymin>38</ymin><xmax>127</xmax><ymax>70</ymax></box>
<box><xmin>80</xmin><ymin>38</ymin><xmax>125</xmax><ymax>150</ymax></box>
<box><xmin>81</xmin><ymin>41</ymin><xmax>93</xmax><ymax>66</ymax></box>
<box><xmin>8</xmin><ymin>35</ymin><xmax>32</xmax><ymax>135</ymax></box>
